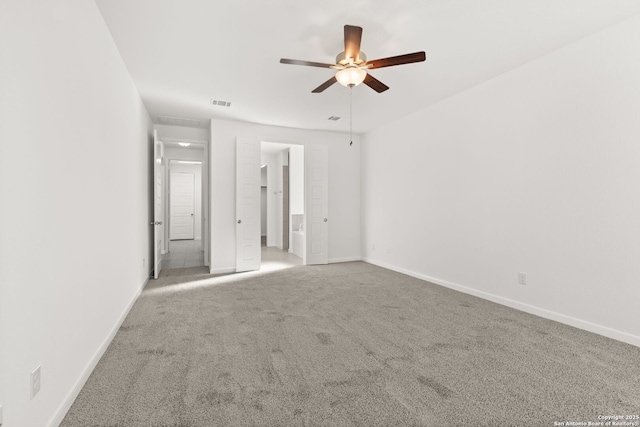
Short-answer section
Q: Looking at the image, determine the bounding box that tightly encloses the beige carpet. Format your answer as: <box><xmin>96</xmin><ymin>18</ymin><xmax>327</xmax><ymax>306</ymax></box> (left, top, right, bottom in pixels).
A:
<box><xmin>61</xmin><ymin>262</ymin><xmax>640</xmax><ymax>426</ymax></box>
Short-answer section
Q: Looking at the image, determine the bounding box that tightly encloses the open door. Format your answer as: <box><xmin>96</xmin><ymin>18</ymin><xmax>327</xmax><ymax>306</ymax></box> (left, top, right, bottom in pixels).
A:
<box><xmin>152</xmin><ymin>130</ymin><xmax>164</xmax><ymax>279</ymax></box>
<box><xmin>304</xmin><ymin>145</ymin><xmax>328</xmax><ymax>265</ymax></box>
<box><xmin>236</xmin><ymin>137</ymin><xmax>261</xmax><ymax>272</ymax></box>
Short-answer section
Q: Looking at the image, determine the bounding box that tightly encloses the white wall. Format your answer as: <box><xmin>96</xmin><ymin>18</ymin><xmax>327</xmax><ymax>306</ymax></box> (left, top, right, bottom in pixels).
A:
<box><xmin>169</xmin><ymin>162</ymin><xmax>203</xmax><ymax>240</ymax></box>
<box><xmin>361</xmin><ymin>16</ymin><xmax>640</xmax><ymax>347</ymax></box>
<box><xmin>211</xmin><ymin>119</ymin><xmax>361</xmax><ymax>273</ymax></box>
<box><xmin>155</xmin><ymin>124</ymin><xmax>210</xmax><ymax>142</ymax></box>
<box><xmin>289</xmin><ymin>145</ymin><xmax>304</xmax><ymax>215</ymax></box>
<box><xmin>0</xmin><ymin>1</ymin><xmax>153</xmax><ymax>426</ymax></box>
<box><xmin>164</xmin><ymin>146</ymin><xmax>205</xmax><ymax>164</ymax></box>
<box><xmin>289</xmin><ymin>145</ymin><xmax>304</xmax><ymax>250</ymax></box>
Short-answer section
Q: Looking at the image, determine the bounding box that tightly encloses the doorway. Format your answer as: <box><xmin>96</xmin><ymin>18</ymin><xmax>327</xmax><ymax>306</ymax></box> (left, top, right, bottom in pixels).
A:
<box><xmin>260</xmin><ymin>142</ymin><xmax>305</xmax><ymax>265</ymax></box>
<box><xmin>164</xmin><ymin>159</ymin><xmax>205</xmax><ymax>269</ymax></box>
<box><xmin>151</xmin><ymin>133</ymin><xmax>210</xmax><ymax>278</ymax></box>
<box><xmin>235</xmin><ymin>138</ymin><xmax>327</xmax><ymax>271</ymax></box>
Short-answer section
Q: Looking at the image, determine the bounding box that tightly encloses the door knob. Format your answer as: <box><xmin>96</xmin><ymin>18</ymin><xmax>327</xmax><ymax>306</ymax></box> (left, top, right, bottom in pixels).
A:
<box><xmin>150</xmin><ymin>221</ymin><xmax>163</xmax><ymax>226</ymax></box>
<box><xmin>191</xmin><ymin>213</ymin><xmax>194</xmax><ymax>216</ymax></box>
<box><xmin>324</xmin><ymin>218</ymin><xmax>328</xmax><ymax>222</ymax></box>
<box><xmin>237</xmin><ymin>220</ymin><xmax>242</xmax><ymax>224</ymax></box>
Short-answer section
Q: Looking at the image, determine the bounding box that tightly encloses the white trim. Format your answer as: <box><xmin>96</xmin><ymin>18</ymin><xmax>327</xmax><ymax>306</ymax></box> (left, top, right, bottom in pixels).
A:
<box><xmin>47</xmin><ymin>277</ymin><xmax>148</xmax><ymax>427</ymax></box>
<box><xmin>362</xmin><ymin>257</ymin><xmax>640</xmax><ymax>348</ymax></box>
<box><xmin>210</xmin><ymin>266</ymin><xmax>236</xmax><ymax>275</ymax></box>
<box><xmin>161</xmin><ymin>137</ymin><xmax>208</xmax><ymax>145</ymax></box>
<box><xmin>329</xmin><ymin>256</ymin><xmax>362</xmax><ymax>264</ymax></box>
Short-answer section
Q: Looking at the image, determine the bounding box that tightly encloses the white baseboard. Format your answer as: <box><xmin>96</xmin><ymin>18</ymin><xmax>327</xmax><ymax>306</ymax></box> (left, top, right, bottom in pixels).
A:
<box><xmin>362</xmin><ymin>257</ymin><xmax>640</xmax><ymax>348</ymax></box>
<box><xmin>210</xmin><ymin>266</ymin><xmax>235</xmax><ymax>275</ymax></box>
<box><xmin>329</xmin><ymin>256</ymin><xmax>362</xmax><ymax>264</ymax></box>
<box><xmin>48</xmin><ymin>277</ymin><xmax>148</xmax><ymax>427</ymax></box>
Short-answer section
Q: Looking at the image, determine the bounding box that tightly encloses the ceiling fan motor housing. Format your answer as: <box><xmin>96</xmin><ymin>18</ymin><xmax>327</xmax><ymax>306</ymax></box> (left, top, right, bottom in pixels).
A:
<box><xmin>336</xmin><ymin>51</ymin><xmax>367</xmax><ymax>66</ymax></box>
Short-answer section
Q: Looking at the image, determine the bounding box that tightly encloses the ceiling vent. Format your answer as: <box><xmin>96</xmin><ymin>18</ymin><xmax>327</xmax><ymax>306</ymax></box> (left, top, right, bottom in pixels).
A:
<box><xmin>328</xmin><ymin>116</ymin><xmax>341</xmax><ymax>121</ymax></box>
<box><xmin>211</xmin><ymin>99</ymin><xmax>231</xmax><ymax>107</ymax></box>
<box><xmin>157</xmin><ymin>116</ymin><xmax>204</xmax><ymax>128</ymax></box>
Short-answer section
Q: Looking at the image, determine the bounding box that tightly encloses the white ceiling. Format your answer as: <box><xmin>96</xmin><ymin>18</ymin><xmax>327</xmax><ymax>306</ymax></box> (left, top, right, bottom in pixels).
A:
<box><xmin>94</xmin><ymin>0</ymin><xmax>640</xmax><ymax>134</ymax></box>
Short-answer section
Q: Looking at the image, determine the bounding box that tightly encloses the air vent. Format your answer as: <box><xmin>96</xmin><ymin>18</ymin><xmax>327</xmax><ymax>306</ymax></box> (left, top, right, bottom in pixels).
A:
<box><xmin>328</xmin><ymin>116</ymin><xmax>341</xmax><ymax>121</ymax></box>
<box><xmin>211</xmin><ymin>99</ymin><xmax>231</xmax><ymax>107</ymax></box>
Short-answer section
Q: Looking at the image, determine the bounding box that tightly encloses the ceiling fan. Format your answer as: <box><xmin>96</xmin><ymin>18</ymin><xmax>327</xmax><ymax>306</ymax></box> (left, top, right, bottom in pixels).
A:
<box><xmin>280</xmin><ymin>25</ymin><xmax>426</xmax><ymax>93</ymax></box>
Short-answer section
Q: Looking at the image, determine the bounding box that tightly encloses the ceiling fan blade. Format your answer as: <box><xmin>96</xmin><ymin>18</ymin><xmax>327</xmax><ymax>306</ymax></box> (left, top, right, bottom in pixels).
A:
<box><xmin>312</xmin><ymin>76</ymin><xmax>338</xmax><ymax>93</ymax></box>
<box><xmin>280</xmin><ymin>58</ymin><xmax>335</xmax><ymax>68</ymax></box>
<box><xmin>363</xmin><ymin>73</ymin><xmax>389</xmax><ymax>93</ymax></box>
<box><xmin>344</xmin><ymin>25</ymin><xmax>363</xmax><ymax>61</ymax></box>
<box><xmin>366</xmin><ymin>51</ymin><xmax>426</xmax><ymax>69</ymax></box>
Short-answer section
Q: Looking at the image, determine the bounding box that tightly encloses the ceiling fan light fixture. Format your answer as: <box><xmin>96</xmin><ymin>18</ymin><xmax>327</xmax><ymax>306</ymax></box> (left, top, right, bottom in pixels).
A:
<box><xmin>336</xmin><ymin>67</ymin><xmax>366</xmax><ymax>87</ymax></box>
<box><xmin>280</xmin><ymin>25</ymin><xmax>425</xmax><ymax>93</ymax></box>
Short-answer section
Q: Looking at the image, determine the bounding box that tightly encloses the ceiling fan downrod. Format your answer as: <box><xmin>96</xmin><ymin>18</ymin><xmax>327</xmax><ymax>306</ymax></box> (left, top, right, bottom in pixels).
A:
<box><xmin>349</xmin><ymin>86</ymin><xmax>353</xmax><ymax>146</ymax></box>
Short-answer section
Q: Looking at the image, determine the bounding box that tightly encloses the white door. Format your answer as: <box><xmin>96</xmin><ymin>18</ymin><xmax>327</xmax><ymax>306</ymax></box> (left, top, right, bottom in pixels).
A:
<box><xmin>152</xmin><ymin>130</ymin><xmax>164</xmax><ymax>279</ymax></box>
<box><xmin>170</xmin><ymin>172</ymin><xmax>195</xmax><ymax>240</ymax></box>
<box><xmin>304</xmin><ymin>145</ymin><xmax>328</xmax><ymax>265</ymax></box>
<box><xmin>236</xmin><ymin>137</ymin><xmax>261</xmax><ymax>272</ymax></box>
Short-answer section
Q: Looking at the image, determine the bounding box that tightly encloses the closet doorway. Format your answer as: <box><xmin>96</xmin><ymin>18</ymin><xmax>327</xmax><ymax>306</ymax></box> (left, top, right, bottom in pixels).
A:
<box><xmin>260</xmin><ymin>142</ymin><xmax>305</xmax><ymax>263</ymax></box>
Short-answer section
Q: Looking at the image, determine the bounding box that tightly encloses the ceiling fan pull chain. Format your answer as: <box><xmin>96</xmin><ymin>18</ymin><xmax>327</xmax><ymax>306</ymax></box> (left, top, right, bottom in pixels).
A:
<box><xmin>350</xmin><ymin>86</ymin><xmax>353</xmax><ymax>146</ymax></box>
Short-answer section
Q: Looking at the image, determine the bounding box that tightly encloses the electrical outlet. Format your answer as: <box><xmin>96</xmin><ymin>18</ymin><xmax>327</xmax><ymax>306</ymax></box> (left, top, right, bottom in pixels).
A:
<box><xmin>518</xmin><ymin>272</ymin><xmax>527</xmax><ymax>286</ymax></box>
<box><xmin>30</xmin><ymin>365</ymin><xmax>41</xmax><ymax>399</ymax></box>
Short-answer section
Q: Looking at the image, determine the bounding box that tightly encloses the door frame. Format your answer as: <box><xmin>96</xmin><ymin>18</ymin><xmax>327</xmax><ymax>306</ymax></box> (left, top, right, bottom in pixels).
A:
<box><xmin>160</xmin><ymin>137</ymin><xmax>209</xmax><ymax>268</ymax></box>
<box><xmin>257</xmin><ymin>139</ymin><xmax>328</xmax><ymax>266</ymax></box>
<box><xmin>169</xmin><ymin>170</ymin><xmax>196</xmax><ymax>241</ymax></box>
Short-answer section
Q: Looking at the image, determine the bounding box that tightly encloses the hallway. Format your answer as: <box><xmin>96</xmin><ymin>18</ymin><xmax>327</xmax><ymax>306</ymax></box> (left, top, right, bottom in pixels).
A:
<box><xmin>163</xmin><ymin>240</ymin><xmax>204</xmax><ymax>269</ymax></box>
